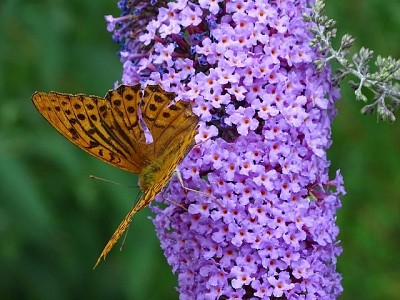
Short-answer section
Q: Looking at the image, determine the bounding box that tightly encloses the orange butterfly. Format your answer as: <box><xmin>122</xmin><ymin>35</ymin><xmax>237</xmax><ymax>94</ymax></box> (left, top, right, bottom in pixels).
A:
<box><xmin>32</xmin><ymin>85</ymin><xmax>198</xmax><ymax>268</ymax></box>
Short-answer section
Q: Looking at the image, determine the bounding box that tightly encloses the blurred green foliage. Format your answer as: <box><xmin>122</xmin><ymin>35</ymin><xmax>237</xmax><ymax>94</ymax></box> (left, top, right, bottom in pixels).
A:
<box><xmin>0</xmin><ymin>0</ymin><xmax>399</xmax><ymax>299</ymax></box>
<box><xmin>326</xmin><ymin>1</ymin><xmax>400</xmax><ymax>299</ymax></box>
<box><xmin>0</xmin><ymin>1</ymin><xmax>177</xmax><ymax>299</ymax></box>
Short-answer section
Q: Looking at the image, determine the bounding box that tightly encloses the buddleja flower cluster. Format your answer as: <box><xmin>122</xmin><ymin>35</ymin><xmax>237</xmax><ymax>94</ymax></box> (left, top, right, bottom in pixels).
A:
<box><xmin>106</xmin><ymin>0</ymin><xmax>345</xmax><ymax>298</ymax></box>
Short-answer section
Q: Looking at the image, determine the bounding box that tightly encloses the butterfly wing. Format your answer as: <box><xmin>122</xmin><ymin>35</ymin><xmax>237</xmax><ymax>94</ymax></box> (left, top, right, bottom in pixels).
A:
<box><xmin>32</xmin><ymin>85</ymin><xmax>148</xmax><ymax>173</ymax></box>
<box><xmin>33</xmin><ymin>84</ymin><xmax>199</xmax><ymax>267</ymax></box>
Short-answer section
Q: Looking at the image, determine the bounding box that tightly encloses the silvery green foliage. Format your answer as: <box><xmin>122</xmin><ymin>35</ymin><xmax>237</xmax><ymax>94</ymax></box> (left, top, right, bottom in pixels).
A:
<box><xmin>304</xmin><ymin>0</ymin><xmax>400</xmax><ymax>122</ymax></box>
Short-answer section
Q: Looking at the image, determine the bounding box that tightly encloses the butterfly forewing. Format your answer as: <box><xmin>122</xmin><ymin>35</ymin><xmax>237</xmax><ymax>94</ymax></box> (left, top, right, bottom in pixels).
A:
<box><xmin>67</xmin><ymin>95</ymin><xmax>139</xmax><ymax>167</ymax></box>
<box><xmin>32</xmin><ymin>87</ymin><xmax>154</xmax><ymax>173</ymax></box>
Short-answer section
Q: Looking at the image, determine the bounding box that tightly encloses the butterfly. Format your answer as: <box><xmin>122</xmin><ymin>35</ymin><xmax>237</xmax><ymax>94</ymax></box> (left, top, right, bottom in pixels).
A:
<box><xmin>32</xmin><ymin>84</ymin><xmax>199</xmax><ymax>268</ymax></box>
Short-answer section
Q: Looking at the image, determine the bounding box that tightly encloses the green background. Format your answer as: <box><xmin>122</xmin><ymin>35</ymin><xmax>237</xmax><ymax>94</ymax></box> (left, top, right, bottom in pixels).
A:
<box><xmin>1</xmin><ymin>1</ymin><xmax>399</xmax><ymax>299</ymax></box>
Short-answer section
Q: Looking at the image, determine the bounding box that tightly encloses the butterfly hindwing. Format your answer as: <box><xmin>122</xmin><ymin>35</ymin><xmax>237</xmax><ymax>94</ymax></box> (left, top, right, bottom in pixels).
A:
<box><xmin>140</xmin><ymin>85</ymin><xmax>199</xmax><ymax>159</ymax></box>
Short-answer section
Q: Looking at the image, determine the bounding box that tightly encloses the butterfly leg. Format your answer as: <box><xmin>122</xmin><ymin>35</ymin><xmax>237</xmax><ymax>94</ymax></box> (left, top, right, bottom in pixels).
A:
<box><xmin>161</xmin><ymin>191</ymin><xmax>188</xmax><ymax>211</ymax></box>
<box><xmin>173</xmin><ymin>168</ymin><xmax>222</xmax><ymax>207</ymax></box>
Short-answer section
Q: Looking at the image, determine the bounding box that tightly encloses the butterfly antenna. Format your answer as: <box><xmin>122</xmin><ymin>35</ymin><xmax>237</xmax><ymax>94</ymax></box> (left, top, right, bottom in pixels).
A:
<box><xmin>89</xmin><ymin>175</ymin><xmax>137</xmax><ymax>188</ymax></box>
<box><xmin>161</xmin><ymin>192</ymin><xmax>188</xmax><ymax>211</ymax></box>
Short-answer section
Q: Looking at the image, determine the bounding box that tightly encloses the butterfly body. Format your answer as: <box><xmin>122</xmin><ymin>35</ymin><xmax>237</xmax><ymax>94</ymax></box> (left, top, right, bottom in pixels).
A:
<box><xmin>32</xmin><ymin>84</ymin><xmax>198</xmax><ymax>267</ymax></box>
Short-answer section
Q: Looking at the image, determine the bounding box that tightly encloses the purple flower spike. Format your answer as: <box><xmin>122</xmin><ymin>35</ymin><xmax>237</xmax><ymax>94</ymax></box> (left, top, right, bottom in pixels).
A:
<box><xmin>109</xmin><ymin>0</ymin><xmax>345</xmax><ymax>298</ymax></box>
